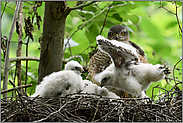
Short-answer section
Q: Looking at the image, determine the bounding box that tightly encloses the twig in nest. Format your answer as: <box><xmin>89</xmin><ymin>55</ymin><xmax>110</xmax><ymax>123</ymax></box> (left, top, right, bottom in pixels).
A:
<box><xmin>34</xmin><ymin>99</ymin><xmax>76</xmax><ymax>122</ymax></box>
<box><xmin>91</xmin><ymin>100</ymin><xmax>100</xmax><ymax>121</ymax></box>
<box><xmin>9</xmin><ymin>80</ymin><xmax>31</xmax><ymax>122</ymax></box>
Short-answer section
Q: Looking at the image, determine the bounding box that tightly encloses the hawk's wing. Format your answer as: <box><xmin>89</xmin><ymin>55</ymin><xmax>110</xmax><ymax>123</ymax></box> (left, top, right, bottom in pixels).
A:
<box><xmin>97</xmin><ymin>36</ymin><xmax>139</xmax><ymax>68</ymax></box>
<box><xmin>129</xmin><ymin>41</ymin><xmax>145</xmax><ymax>57</ymax></box>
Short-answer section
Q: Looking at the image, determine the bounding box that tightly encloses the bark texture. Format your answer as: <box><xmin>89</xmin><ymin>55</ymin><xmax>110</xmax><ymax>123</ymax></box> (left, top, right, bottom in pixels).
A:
<box><xmin>38</xmin><ymin>1</ymin><xmax>69</xmax><ymax>83</ymax></box>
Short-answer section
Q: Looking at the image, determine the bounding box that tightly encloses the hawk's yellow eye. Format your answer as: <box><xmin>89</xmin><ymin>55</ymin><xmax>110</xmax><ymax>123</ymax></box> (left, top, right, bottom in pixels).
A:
<box><xmin>111</xmin><ymin>32</ymin><xmax>114</xmax><ymax>36</ymax></box>
<box><xmin>121</xmin><ymin>32</ymin><xmax>124</xmax><ymax>36</ymax></box>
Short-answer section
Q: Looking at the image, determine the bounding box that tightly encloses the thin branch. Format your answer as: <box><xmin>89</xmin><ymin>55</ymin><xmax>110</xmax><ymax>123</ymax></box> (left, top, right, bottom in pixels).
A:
<box><xmin>69</xmin><ymin>1</ymin><xmax>97</xmax><ymax>10</ymax></box>
<box><xmin>174</xmin><ymin>1</ymin><xmax>182</xmax><ymax>33</ymax></box>
<box><xmin>10</xmin><ymin>56</ymin><xmax>40</xmax><ymax>62</ymax></box>
<box><xmin>16</xmin><ymin>1</ymin><xmax>23</xmax><ymax>88</ymax></box>
<box><xmin>159</xmin><ymin>5</ymin><xmax>175</xmax><ymax>15</ymax></box>
<box><xmin>159</xmin><ymin>2</ymin><xmax>182</xmax><ymax>34</ymax></box>
<box><xmin>1</xmin><ymin>1</ymin><xmax>10</xmax><ymax>18</ymax></box>
<box><xmin>165</xmin><ymin>76</ymin><xmax>182</xmax><ymax>83</ymax></box>
<box><xmin>99</xmin><ymin>2</ymin><xmax>114</xmax><ymax>35</ymax></box>
<box><xmin>1</xmin><ymin>84</ymin><xmax>32</xmax><ymax>94</ymax></box>
<box><xmin>3</xmin><ymin>1</ymin><xmax>21</xmax><ymax>98</ymax></box>
<box><xmin>172</xmin><ymin>59</ymin><xmax>182</xmax><ymax>85</ymax></box>
<box><xmin>25</xmin><ymin>4</ymin><xmax>38</xmax><ymax>91</ymax></box>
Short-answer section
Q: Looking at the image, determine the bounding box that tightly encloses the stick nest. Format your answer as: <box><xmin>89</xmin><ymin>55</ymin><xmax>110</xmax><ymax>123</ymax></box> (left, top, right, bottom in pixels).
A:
<box><xmin>1</xmin><ymin>82</ymin><xmax>182</xmax><ymax>122</ymax></box>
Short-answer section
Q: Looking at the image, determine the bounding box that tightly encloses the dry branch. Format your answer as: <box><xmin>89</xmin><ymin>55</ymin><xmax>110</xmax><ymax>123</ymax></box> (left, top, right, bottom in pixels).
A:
<box><xmin>10</xmin><ymin>56</ymin><xmax>40</xmax><ymax>62</ymax></box>
<box><xmin>16</xmin><ymin>1</ymin><xmax>23</xmax><ymax>87</ymax></box>
<box><xmin>1</xmin><ymin>84</ymin><xmax>33</xmax><ymax>94</ymax></box>
<box><xmin>3</xmin><ymin>1</ymin><xmax>21</xmax><ymax>98</ymax></box>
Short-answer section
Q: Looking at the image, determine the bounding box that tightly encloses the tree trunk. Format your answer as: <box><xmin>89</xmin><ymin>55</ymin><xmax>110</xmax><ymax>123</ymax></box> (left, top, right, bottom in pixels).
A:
<box><xmin>38</xmin><ymin>1</ymin><xmax>69</xmax><ymax>83</ymax></box>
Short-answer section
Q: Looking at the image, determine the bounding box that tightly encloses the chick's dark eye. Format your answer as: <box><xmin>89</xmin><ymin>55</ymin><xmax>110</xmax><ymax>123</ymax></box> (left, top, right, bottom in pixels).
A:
<box><xmin>110</xmin><ymin>32</ymin><xmax>114</xmax><ymax>36</ymax></box>
<box><xmin>121</xmin><ymin>32</ymin><xmax>125</xmax><ymax>36</ymax></box>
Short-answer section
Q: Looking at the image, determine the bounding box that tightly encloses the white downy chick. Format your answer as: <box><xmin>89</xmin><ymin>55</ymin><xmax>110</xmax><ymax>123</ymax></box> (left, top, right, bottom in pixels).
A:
<box><xmin>81</xmin><ymin>80</ymin><xmax>120</xmax><ymax>98</ymax></box>
<box><xmin>64</xmin><ymin>60</ymin><xmax>84</xmax><ymax>74</ymax></box>
<box><xmin>97</xmin><ymin>87</ymin><xmax>120</xmax><ymax>98</ymax></box>
<box><xmin>31</xmin><ymin>60</ymin><xmax>85</xmax><ymax>98</ymax></box>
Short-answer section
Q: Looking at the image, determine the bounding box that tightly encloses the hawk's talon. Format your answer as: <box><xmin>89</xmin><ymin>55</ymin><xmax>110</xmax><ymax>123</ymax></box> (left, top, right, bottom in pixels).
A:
<box><xmin>122</xmin><ymin>92</ymin><xmax>128</xmax><ymax>98</ymax></box>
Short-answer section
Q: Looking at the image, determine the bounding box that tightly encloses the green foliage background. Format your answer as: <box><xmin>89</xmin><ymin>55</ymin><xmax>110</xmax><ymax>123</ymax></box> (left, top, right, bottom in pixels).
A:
<box><xmin>1</xmin><ymin>1</ymin><xmax>182</xmax><ymax>99</ymax></box>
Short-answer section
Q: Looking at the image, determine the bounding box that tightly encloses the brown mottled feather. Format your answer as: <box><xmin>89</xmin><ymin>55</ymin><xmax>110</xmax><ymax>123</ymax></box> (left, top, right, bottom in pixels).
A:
<box><xmin>88</xmin><ymin>25</ymin><xmax>147</xmax><ymax>97</ymax></box>
<box><xmin>89</xmin><ymin>49</ymin><xmax>112</xmax><ymax>82</ymax></box>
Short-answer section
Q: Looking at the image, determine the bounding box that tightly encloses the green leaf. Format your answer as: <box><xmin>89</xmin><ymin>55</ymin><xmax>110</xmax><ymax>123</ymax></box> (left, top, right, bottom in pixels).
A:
<box><xmin>27</xmin><ymin>80</ymin><xmax>37</xmax><ymax>96</ymax></box>
<box><xmin>128</xmin><ymin>15</ymin><xmax>140</xmax><ymax>24</ymax></box>
<box><xmin>103</xmin><ymin>20</ymin><xmax>116</xmax><ymax>28</ymax></box>
<box><xmin>111</xmin><ymin>13</ymin><xmax>123</xmax><ymax>22</ymax></box>
<box><xmin>126</xmin><ymin>24</ymin><xmax>137</xmax><ymax>33</ymax></box>
<box><xmin>133</xmin><ymin>1</ymin><xmax>151</xmax><ymax>7</ymax></box>
<box><xmin>166</xmin><ymin>21</ymin><xmax>178</xmax><ymax>29</ymax></box>
<box><xmin>78</xmin><ymin>11</ymin><xmax>93</xmax><ymax>20</ymax></box>
<box><xmin>111</xmin><ymin>3</ymin><xmax>138</xmax><ymax>12</ymax></box>
<box><xmin>67</xmin><ymin>1</ymin><xmax>77</xmax><ymax>8</ymax></box>
<box><xmin>85</xmin><ymin>24</ymin><xmax>99</xmax><ymax>43</ymax></box>
<box><xmin>112</xmin><ymin>1</ymin><xmax>125</xmax><ymax>5</ymax></box>
<box><xmin>175</xmin><ymin>1</ymin><xmax>182</xmax><ymax>6</ymax></box>
<box><xmin>65</xmin><ymin>25</ymin><xmax>73</xmax><ymax>32</ymax></box>
<box><xmin>83</xmin><ymin>5</ymin><xmax>97</xmax><ymax>12</ymax></box>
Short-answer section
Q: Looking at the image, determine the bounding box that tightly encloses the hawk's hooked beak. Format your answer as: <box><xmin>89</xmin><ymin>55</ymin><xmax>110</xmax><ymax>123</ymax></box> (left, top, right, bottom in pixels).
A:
<box><xmin>115</xmin><ymin>34</ymin><xmax>119</xmax><ymax>40</ymax></box>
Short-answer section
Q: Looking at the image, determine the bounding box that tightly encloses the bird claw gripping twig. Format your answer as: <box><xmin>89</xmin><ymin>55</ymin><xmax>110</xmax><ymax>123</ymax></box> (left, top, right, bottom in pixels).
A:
<box><xmin>159</xmin><ymin>64</ymin><xmax>172</xmax><ymax>75</ymax></box>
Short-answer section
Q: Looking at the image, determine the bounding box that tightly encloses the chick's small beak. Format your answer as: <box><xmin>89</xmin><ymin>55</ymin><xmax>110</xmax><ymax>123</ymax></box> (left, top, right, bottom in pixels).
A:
<box><xmin>99</xmin><ymin>84</ymin><xmax>104</xmax><ymax>88</ymax></box>
<box><xmin>100</xmin><ymin>78</ymin><xmax>107</xmax><ymax>88</ymax></box>
<box><xmin>78</xmin><ymin>68</ymin><xmax>85</xmax><ymax>73</ymax></box>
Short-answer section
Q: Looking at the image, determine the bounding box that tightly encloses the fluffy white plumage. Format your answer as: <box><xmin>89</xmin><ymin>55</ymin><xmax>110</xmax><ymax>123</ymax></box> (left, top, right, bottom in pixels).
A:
<box><xmin>64</xmin><ymin>60</ymin><xmax>84</xmax><ymax>74</ymax></box>
<box><xmin>95</xmin><ymin>36</ymin><xmax>170</xmax><ymax>97</ymax></box>
<box><xmin>31</xmin><ymin>61</ymin><xmax>85</xmax><ymax>98</ymax></box>
<box><xmin>81</xmin><ymin>80</ymin><xmax>120</xmax><ymax>98</ymax></box>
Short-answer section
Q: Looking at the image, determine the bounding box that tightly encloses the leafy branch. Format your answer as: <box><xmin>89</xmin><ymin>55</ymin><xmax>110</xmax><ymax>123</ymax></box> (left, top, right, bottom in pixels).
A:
<box><xmin>64</xmin><ymin>3</ymin><xmax>110</xmax><ymax>54</ymax></box>
<box><xmin>69</xmin><ymin>1</ymin><xmax>97</xmax><ymax>10</ymax></box>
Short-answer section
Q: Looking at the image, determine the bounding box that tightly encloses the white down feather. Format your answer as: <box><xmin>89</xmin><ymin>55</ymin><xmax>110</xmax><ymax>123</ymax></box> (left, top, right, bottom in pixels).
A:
<box><xmin>31</xmin><ymin>61</ymin><xmax>85</xmax><ymax>98</ymax></box>
<box><xmin>95</xmin><ymin>36</ymin><xmax>167</xmax><ymax>97</ymax></box>
<box><xmin>95</xmin><ymin>62</ymin><xmax>166</xmax><ymax>97</ymax></box>
<box><xmin>81</xmin><ymin>80</ymin><xmax>120</xmax><ymax>98</ymax></box>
